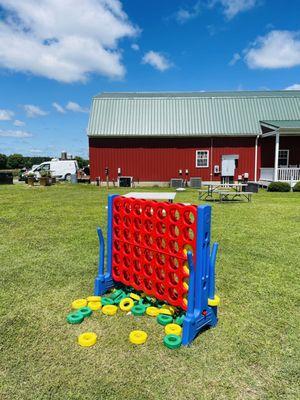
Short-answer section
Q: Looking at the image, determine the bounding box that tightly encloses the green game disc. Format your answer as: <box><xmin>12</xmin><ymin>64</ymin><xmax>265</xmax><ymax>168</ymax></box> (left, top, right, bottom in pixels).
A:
<box><xmin>157</xmin><ymin>314</ymin><xmax>173</xmax><ymax>326</ymax></box>
<box><xmin>77</xmin><ymin>306</ymin><xmax>92</xmax><ymax>317</ymax></box>
<box><xmin>138</xmin><ymin>299</ymin><xmax>151</xmax><ymax>308</ymax></box>
<box><xmin>113</xmin><ymin>293</ymin><xmax>127</xmax><ymax>305</ymax></box>
<box><xmin>175</xmin><ymin>315</ymin><xmax>185</xmax><ymax>326</ymax></box>
<box><xmin>109</xmin><ymin>289</ymin><xmax>124</xmax><ymax>300</ymax></box>
<box><xmin>163</xmin><ymin>334</ymin><xmax>182</xmax><ymax>350</ymax></box>
<box><xmin>131</xmin><ymin>304</ymin><xmax>146</xmax><ymax>316</ymax></box>
<box><xmin>101</xmin><ymin>297</ymin><xmax>114</xmax><ymax>306</ymax></box>
<box><xmin>66</xmin><ymin>312</ymin><xmax>84</xmax><ymax>324</ymax></box>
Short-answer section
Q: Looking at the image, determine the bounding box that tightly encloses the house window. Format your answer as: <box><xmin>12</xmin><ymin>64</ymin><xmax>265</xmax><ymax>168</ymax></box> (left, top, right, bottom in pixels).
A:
<box><xmin>278</xmin><ymin>150</ymin><xmax>289</xmax><ymax>167</ymax></box>
<box><xmin>196</xmin><ymin>150</ymin><xmax>209</xmax><ymax>168</ymax></box>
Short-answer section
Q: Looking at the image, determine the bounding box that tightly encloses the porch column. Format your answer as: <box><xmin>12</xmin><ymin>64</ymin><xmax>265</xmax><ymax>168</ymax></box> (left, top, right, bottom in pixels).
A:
<box><xmin>274</xmin><ymin>130</ymin><xmax>280</xmax><ymax>181</ymax></box>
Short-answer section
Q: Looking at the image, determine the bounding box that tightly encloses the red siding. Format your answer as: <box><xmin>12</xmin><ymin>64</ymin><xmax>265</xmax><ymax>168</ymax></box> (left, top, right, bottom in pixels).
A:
<box><xmin>89</xmin><ymin>136</ymin><xmax>258</xmax><ymax>181</ymax></box>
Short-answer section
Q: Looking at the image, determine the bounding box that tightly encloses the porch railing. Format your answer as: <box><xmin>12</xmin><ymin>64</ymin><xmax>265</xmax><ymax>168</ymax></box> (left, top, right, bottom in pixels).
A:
<box><xmin>277</xmin><ymin>168</ymin><xmax>300</xmax><ymax>182</ymax></box>
<box><xmin>260</xmin><ymin>167</ymin><xmax>300</xmax><ymax>182</ymax></box>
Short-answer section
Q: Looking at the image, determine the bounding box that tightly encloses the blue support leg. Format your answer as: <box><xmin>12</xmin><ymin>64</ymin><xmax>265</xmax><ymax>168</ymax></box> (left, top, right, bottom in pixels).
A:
<box><xmin>208</xmin><ymin>242</ymin><xmax>219</xmax><ymax>324</ymax></box>
<box><xmin>182</xmin><ymin>205</ymin><xmax>218</xmax><ymax>345</ymax></box>
<box><xmin>208</xmin><ymin>242</ymin><xmax>218</xmax><ymax>299</ymax></box>
<box><xmin>94</xmin><ymin>195</ymin><xmax>118</xmax><ymax>295</ymax></box>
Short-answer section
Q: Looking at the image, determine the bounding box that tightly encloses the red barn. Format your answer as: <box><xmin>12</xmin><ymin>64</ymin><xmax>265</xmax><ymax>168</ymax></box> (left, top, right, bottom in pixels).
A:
<box><xmin>87</xmin><ymin>91</ymin><xmax>300</xmax><ymax>186</ymax></box>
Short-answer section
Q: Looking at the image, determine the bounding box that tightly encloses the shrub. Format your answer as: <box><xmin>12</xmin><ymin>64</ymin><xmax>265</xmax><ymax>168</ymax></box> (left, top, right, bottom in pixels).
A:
<box><xmin>268</xmin><ymin>181</ymin><xmax>291</xmax><ymax>192</ymax></box>
<box><xmin>293</xmin><ymin>181</ymin><xmax>300</xmax><ymax>192</ymax></box>
<box><xmin>40</xmin><ymin>170</ymin><xmax>51</xmax><ymax>178</ymax></box>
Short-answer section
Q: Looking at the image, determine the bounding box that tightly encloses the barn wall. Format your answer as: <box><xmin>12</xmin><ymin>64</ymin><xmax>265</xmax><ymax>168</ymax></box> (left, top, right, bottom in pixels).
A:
<box><xmin>89</xmin><ymin>136</ymin><xmax>257</xmax><ymax>182</ymax></box>
<box><xmin>261</xmin><ymin>136</ymin><xmax>300</xmax><ymax>167</ymax></box>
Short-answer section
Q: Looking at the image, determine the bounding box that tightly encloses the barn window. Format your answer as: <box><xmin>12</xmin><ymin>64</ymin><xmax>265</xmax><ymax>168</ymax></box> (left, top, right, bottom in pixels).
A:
<box><xmin>196</xmin><ymin>150</ymin><xmax>209</xmax><ymax>168</ymax></box>
<box><xmin>278</xmin><ymin>150</ymin><xmax>289</xmax><ymax>167</ymax></box>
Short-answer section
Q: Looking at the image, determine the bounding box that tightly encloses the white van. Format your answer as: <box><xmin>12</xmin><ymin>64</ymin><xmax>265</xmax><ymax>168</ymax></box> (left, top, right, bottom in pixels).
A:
<box><xmin>29</xmin><ymin>159</ymin><xmax>79</xmax><ymax>181</ymax></box>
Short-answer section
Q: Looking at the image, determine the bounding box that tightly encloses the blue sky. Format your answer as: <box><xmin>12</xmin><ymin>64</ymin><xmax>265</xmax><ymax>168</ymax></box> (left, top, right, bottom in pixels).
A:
<box><xmin>0</xmin><ymin>0</ymin><xmax>300</xmax><ymax>158</ymax></box>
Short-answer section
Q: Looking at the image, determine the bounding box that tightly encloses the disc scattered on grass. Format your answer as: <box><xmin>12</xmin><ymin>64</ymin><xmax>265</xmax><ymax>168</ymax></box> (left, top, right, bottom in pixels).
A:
<box><xmin>88</xmin><ymin>301</ymin><xmax>102</xmax><ymax>311</ymax></box>
<box><xmin>158</xmin><ymin>308</ymin><xmax>173</xmax><ymax>316</ymax></box>
<box><xmin>71</xmin><ymin>298</ymin><xmax>87</xmax><ymax>309</ymax></box>
<box><xmin>165</xmin><ymin>323</ymin><xmax>182</xmax><ymax>336</ymax></box>
<box><xmin>87</xmin><ymin>296</ymin><xmax>101</xmax><ymax>303</ymax></box>
<box><xmin>163</xmin><ymin>334</ymin><xmax>182</xmax><ymax>350</ymax></box>
<box><xmin>102</xmin><ymin>305</ymin><xmax>118</xmax><ymax>316</ymax></box>
<box><xmin>119</xmin><ymin>297</ymin><xmax>134</xmax><ymax>312</ymax></box>
<box><xmin>78</xmin><ymin>332</ymin><xmax>97</xmax><ymax>347</ymax></box>
<box><xmin>129</xmin><ymin>330</ymin><xmax>148</xmax><ymax>345</ymax></box>
<box><xmin>101</xmin><ymin>297</ymin><xmax>114</xmax><ymax>306</ymax></box>
<box><xmin>157</xmin><ymin>314</ymin><xmax>173</xmax><ymax>326</ymax></box>
<box><xmin>130</xmin><ymin>293</ymin><xmax>140</xmax><ymax>301</ymax></box>
<box><xmin>67</xmin><ymin>312</ymin><xmax>84</xmax><ymax>324</ymax></box>
<box><xmin>131</xmin><ymin>304</ymin><xmax>146</xmax><ymax>316</ymax></box>
<box><xmin>146</xmin><ymin>306</ymin><xmax>160</xmax><ymax>317</ymax></box>
<box><xmin>78</xmin><ymin>306</ymin><xmax>92</xmax><ymax>317</ymax></box>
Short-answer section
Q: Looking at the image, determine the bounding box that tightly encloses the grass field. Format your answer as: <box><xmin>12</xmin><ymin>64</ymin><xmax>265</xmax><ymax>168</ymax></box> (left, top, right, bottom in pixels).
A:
<box><xmin>0</xmin><ymin>184</ymin><xmax>299</xmax><ymax>400</ymax></box>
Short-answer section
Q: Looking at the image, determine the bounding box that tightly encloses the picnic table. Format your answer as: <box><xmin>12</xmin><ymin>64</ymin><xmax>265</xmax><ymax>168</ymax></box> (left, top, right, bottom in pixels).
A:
<box><xmin>199</xmin><ymin>182</ymin><xmax>248</xmax><ymax>200</ymax></box>
<box><xmin>218</xmin><ymin>191</ymin><xmax>253</xmax><ymax>202</ymax></box>
<box><xmin>124</xmin><ymin>192</ymin><xmax>176</xmax><ymax>203</ymax></box>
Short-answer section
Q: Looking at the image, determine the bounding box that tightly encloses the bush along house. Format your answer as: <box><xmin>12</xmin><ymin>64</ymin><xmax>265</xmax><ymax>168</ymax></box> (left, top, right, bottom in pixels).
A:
<box><xmin>87</xmin><ymin>91</ymin><xmax>300</xmax><ymax>186</ymax></box>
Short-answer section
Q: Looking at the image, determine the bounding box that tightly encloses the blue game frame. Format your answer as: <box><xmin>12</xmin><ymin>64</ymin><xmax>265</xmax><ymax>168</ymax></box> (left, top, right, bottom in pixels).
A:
<box><xmin>94</xmin><ymin>194</ymin><xmax>219</xmax><ymax>346</ymax></box>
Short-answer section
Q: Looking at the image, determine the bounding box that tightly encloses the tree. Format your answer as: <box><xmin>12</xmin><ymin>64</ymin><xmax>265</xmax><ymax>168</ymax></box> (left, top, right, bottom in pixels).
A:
<box><xmin>23</xmin><ymin>156</ymin><xmax>51</xmax><ymax>168</ymax></box>
<box><xmin>75</xmin><ymin>156</ymin><xmax>89</xmax><ymax>168</ymax></box>
<box><xmin>7</xmin><ymin>153</ymin><xmax>24</xmax><ymax>169</ymax></box>
<box><xmin>0</xmin><ymin>153</ymin><xmax>7</xmax><ymax>169</ymax></box>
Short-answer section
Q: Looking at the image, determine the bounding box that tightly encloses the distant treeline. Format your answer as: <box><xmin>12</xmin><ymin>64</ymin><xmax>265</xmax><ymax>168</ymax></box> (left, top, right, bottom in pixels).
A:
<box><xmin>0</xmin><ymin>153</ymin><xmax>89</xmax><ymax>169</ymax></box>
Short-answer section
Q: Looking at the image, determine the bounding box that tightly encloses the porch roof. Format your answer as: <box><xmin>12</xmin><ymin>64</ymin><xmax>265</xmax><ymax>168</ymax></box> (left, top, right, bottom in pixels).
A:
<box><xmin>260</xmin><ymin>120</ymin><xmax>300</xmax><ymax>137</ymax></box>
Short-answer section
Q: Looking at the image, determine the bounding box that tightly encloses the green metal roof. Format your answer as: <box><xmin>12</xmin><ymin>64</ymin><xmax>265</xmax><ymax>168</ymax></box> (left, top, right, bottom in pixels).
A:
<box><xmin>87</xmin><ymin>91</ymin><xmax>300</xmax><ymax>137</ymax></box>
<box><xmin>260</xmin><ymin>120</ymin><xmax>300</xmax><ymax>129</ymax></box>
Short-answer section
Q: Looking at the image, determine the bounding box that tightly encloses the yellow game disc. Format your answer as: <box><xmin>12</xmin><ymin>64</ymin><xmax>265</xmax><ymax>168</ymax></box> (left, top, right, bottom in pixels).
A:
<box><xmin>159</xmin><ymin>308</ymin><xmax>172</xmax><ymax>316</ymax></box>
<box><xmin>102</xmin><ymin>305</ymin><xmax>118</xmax><ymax>316</ymax></box>
<box><xmin>87</xmin><ymin>296</ymin><xmax>101</xmax><ymax>302</ymax></box>
<box><xmin>208</xmin><ymin>295</ymin><xmax>220</xmax><ymax>307</ymax></box>
<box><xmin>165</xmin><ymin>323</ymin><xmax>182</xmax><ymax>336</ymax></box>
<box><xmin>129</xmin><ymin>293</ymin><xmax>141</xmax><ymax>301</ymax></box>
<box><xmin>78</xmin><ymin>332</ymin><xmax>97</xmax><ymax>347</ymax></box>
<box><xmin>162</xmin><ymin>305</ymin><xmax>176</xmax><ymax>315</ymax></box>
<box><xmin>146</xmin><ymin>306</ymin><xmax>160</xmax><ymax>317</ymax></box>
<box><xmin>119</xmin><ymin>297</ymin><xmax>134</xmax><ymax>311</ymax></box>
<box><xmin>129</xmin><ymin>330</ymin><xmax>148</xmax><ymax>345</ymax></box>
<box><xmin>71</xmin><ymin>298</ymin><xmax>87</xmax><ymax>309</ymax></box>
<box><xmin>88</xmin><ymin>301</ymin><xmax>102</xmax><ymax>311</ymax></box>
<box><xmin>183</xmin><ymin>263</ymin><xmax>189</xmax><ymax>276</ymax></box>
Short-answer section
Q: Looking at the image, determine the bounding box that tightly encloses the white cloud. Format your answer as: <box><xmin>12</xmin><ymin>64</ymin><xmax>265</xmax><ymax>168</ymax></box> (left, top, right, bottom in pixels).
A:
<box><xmin>0</xmin><ymin>0</ymin><xmax>138</xmax><ymax>83</ymax></box>
<box><xmin>66</xmin><ymin>101</ymin><xmax>89</xmax><ymax>113</ymax></box>
<box><xmin>0</xmin><ymin>129</ymin><xmax>32</xmax><ymax>137</ymax></box>
<box><xmin>208</xmin><ymin>0</ymin><xmax>258</xmax><ymax>19</ymax></box>
<box><xmin>175</xmin><ymin>1</ymin><xmax>202</xmax><ymax>24</ymax></box>
<box><xmin>52</xmin><ymin>102</ymin><xmax>65</xmax><ymax>113</ymax></box>
<box><xmin>221</xmin><ymin>0</ymin><xmax>258</xmax><ymax>19</ymax></box>
<box><xmin>285</xmin><ymin>84</ymin><xmax>300</xmax><ymax>90</ymax></box>
<box><xmin>142</xmin><ymin>51</ymin><xmax>172</xmax><ymax>72</ymax></box>
<box><xmin>24</xmin><ymin>104</ymin><xmax>48</xmax><ymax>118</ymax></box>
<box><xmin>245</xmin><ymin>30</ymin><xmax>300</xmax><ymax>69</ymax></box>
<box><xmin>29</xmin><ymin>148</ymin><xmax>42</xmax><ymax>154</ymax></box>
<box><xmin>229</xmin><ymin>52</ymin><xmax>241</xmax><ymax>66</ymax></box>
<box><xmin>131</xmin><ymin>43</ymin><xmax>140</xmax><ymax>51</ymax></box>
<box><xmin>13</xmin><ymin>119</ymin><xmax>26</xmax><ymax>126</ymax></box>
<box><xmin>0</xmin><ymin>109</ymin><xmax>14</xmax><ymax>121</ymax></box>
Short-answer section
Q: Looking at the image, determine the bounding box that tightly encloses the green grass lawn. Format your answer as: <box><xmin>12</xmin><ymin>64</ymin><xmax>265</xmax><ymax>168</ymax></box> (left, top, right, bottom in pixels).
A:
<box><xmin>0</xmin><ymin>184</ymin><xmax>299</xmax><ymax>400</ymax></box>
